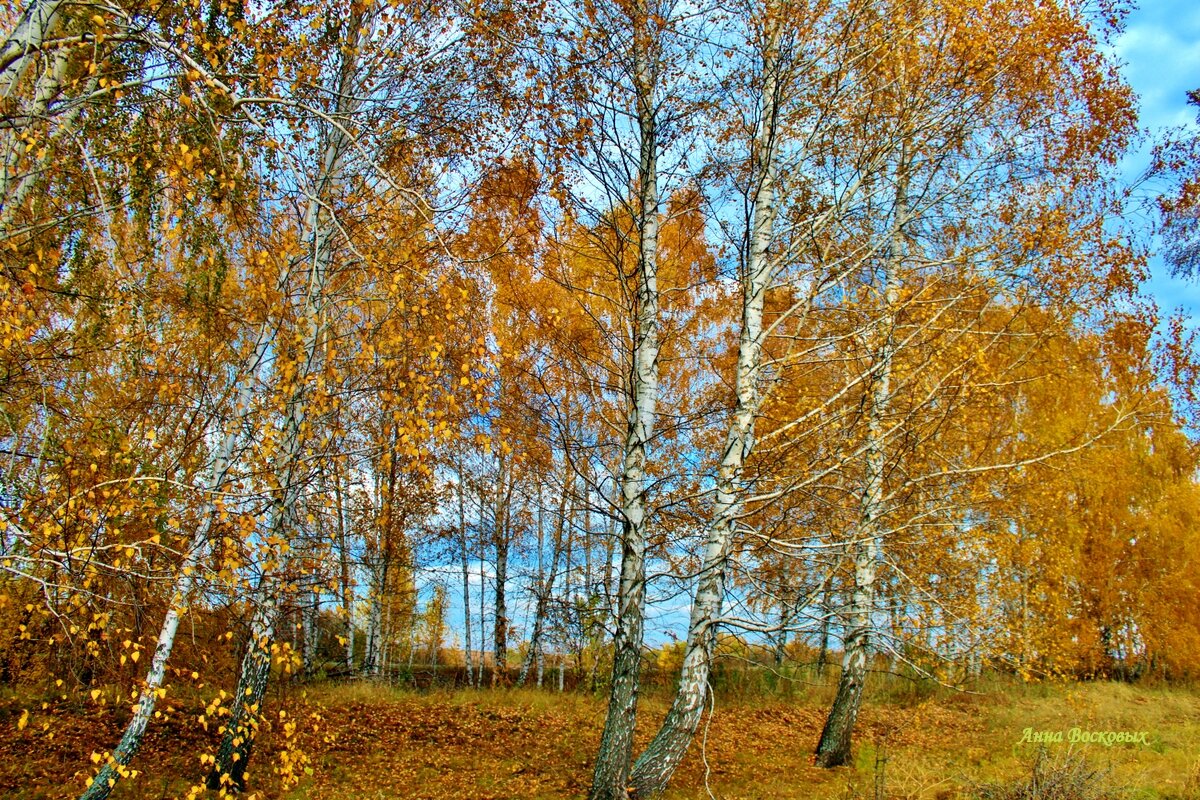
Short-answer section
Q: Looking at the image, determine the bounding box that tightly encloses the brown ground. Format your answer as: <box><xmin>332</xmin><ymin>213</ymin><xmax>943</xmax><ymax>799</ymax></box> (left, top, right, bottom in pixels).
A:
<box><xmin>1</xmin><ymin>679</ymin><xmax>1195</xmax><ymax>799</ymax></box>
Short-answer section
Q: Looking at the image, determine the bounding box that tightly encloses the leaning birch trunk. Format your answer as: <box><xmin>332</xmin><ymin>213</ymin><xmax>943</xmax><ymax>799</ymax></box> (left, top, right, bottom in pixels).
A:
<box><xmin>333</xmin><ymin>465</ymin><xmax>355</xmax><ymax>673</ymax></box>
<box><xmin>519</xmin><ymin>466</ymin><xmax>571</xmax><ymax>685</ymax></box>
<box><xmin>587</xmin><ymin>45</ymin><xmax>662</xmax><ymax>799</ymax></box>
<box><xmin>457</xmin><ymin>457</ymin><xmax>474</xmax><ymax>687</ymax></box>
<box><xmin>207</xmin><ymin>262</ymin><xmax>328</xmax><ymax>790</ymax></box>
<box><xmin>492</xmin><ymin>451</ymin><xmax>511</xmax><ymax>685</ymax></box>
<box><xmin>208</xmin><ymin>580</ymin><xmax>280</xmax><ymax>791</ymax></box>
<box><xmin>0</xmin><ymin>36</ymin><xmax>78</xmax><ymax>235</ymax></box>
<box><xmin>206</xmin><ymin>16</ymin><xmax>364</xmax><ymax>784</ymax></box>
<box><xmin>812</xmin><ymin>382</ymin><xmax>888</xmax><ymax>766</ymax></box>
<box><xmin>78</xmin><ymin>328</ymin><xmax>272</xmax><ymax>800</ymax></box>
<box><xmin>0</xmin><ymin>0</ymin><xmax>67</xmax><ymax>95</ymax></box>
<box><xmin>625</xmin><ymin>19</ymin><xmax>782</xmax><ymax>797</ymax></box>
<box><xmin>813</xmin><ymin>147</ymin><xmax>909</xmax><ymax>769</ymax></box>
<box><xmin>207</xmin><ymin>290</ymin><xmax>329</xmax><ymax>789</ymax></box>
<box><xmin>302</xmin><ymin>586</ymin><xmax>319</xmax><ymax>676</ymax></box>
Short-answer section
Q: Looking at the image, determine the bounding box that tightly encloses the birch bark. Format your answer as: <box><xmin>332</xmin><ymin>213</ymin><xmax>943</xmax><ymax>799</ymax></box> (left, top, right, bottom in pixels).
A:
<box><xmin>519</xmin><ymin>469</ymin><xmax>570</xmax><ymax>685</ymax></box>
<box><xmin>625</xmin><ymin>16</ymin><xmax>782</xmax><ymax>795</ymax></box>
<box><xmin>78</xmin><ymin>326</ymin><xmax>272</xmax><ymax>800</ymax></box>
<box><xmin>587</xmin><ymin>21</ymin><xmax>662</xmax><ymax>793</ymax></box>
<box><xmin>492</xmin><ymin>450</ymin><xmax>511</xmax><ymax>685</ymax></box>
<box><xmin>333</xmin><ymin>464</ymin><xmax>355</xmax><ymax>673</ymax></box>
<box><xmin>1</xmin><ymin>32</ymin><xmax>75</xmax><ymax>234</ymax></box>
<box><xmin>0</xmin><ymin>0</ymin><xmax>66</xmax><ymax>100</ymax></box>
<box><xmin>458</xmin><ymin>457</ymin><xmax>475</xmax><ymax>687</ymax></box>
<box><xmin>207</xmin><ymin>10</ymin><xmax>367</xmax><ymax>786</ymax></box>
<box><xmin>814</xmin><ymin>147</ymin><xmax>910</xmax><ymax>768</ymax></box>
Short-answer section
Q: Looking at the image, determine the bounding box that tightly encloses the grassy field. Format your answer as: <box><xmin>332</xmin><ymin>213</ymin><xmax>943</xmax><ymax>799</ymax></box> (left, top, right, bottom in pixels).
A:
<box><xmin>1</xmin><ymin>676</ymin><xmax>1198</xmax><ymax>799</ymax></box>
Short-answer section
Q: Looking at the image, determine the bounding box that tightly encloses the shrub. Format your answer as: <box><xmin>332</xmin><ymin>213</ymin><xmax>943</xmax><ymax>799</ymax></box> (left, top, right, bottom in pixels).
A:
<box><xmin>975</xmin><ymin>748</ymin><xmax>1123</xmax><ymax>800</ymax></box>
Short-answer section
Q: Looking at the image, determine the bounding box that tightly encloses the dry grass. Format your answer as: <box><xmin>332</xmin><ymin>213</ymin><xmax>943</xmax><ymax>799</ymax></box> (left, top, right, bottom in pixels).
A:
<box><xmin>975</xmin><ymin>748</ymin><xmax>1122</xmax><ymax>800</ymax></box>
<box><xmin>0</xmin><ymin>677</ymin><xmax>1196</xmax><ymax>799</ymax></box>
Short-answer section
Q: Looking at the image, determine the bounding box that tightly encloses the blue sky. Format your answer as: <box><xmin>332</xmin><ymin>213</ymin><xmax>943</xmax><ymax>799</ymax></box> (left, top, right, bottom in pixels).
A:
<box><xmin>1113</xmin><ymin>0</ymin><xmax>1200</xmax><ymax>318</ymax></box>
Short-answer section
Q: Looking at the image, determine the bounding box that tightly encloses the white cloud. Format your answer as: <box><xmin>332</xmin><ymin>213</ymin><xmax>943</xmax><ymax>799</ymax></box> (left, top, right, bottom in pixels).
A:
<box><xmin>1113</xmin><ymin>3</ymin><xmax>1200</xmax><ymax>133</ymax></box>
<box><xmin>1106</xmin><ymin>3</ymin><xmax>1200</xmax><ymax>326</ymax></box>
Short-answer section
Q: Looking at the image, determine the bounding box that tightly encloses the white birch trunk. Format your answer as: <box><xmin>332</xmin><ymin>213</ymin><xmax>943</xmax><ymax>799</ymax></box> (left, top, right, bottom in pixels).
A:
<box><xmin>208</xmin><ymin>9</ymin><xmax>368</xmax><ymax>783</ymax></box>
<box><xmin>333</xmin><ymin>465</ymin><xmax>355</xmax><ymax>673</ymax></box>
<box><xmin>520</xmin><ymin>480</ymin><xmax>546</xmax><ymax>688</ymax></box>
<box><xmin>78</xmin><ymin>326</ymin><xmax>272</xmax><ymax>800</ymax></box>
<box><xmin>492</xmin><ymin>451</ymin><xmax>511</xmax><ymax>685</ymax></box>
<box><xmin>626</xmin><ymin>18</ymin><xmax>782</xmax><ymax>796</ymax></box>
<box><xmin>458</xmin><ymin>458</ymin><xmax>474</xmax><ymax>687</ymax></box>
<box><xmin>814</xmin><ymin>146</ymin><xmax>909</xmax><ymax>769</ymax></box>
<box><xmin>302</xmin><ymin>586</ymin><xmax>319</xmax><ymax>676</ymax></box>
<box><xmin>477</xmin><ymin>505</ymin><xmax>487</xmax><ymax>687</ymax></box>
<box><xmin>589</xmin><ymin>44</ymin><xmax>662</xmax><ymax>794</ymax></box>
<box><xmin>519</xmin><ymin>466</ymin><xmax>571</xmax><ymax>686</ymax></box>
<box><xmin>0</xmin><ymin>40</ymin><xmax>73</xmax><ymax>234</ymax></box>
<box><xmin>364</xmin><ymin>559</ymin><xmax>386</xmax><ymax>677</ymax></box>
<box><xmin>0</xmin><ymin>0</ymin><xmax>67</xmax><ymax>98</ymax></box>
<box><xmin>818</xmin><ymin>576</ymin><xmax>834</xmax><ymax>676</ymax></box>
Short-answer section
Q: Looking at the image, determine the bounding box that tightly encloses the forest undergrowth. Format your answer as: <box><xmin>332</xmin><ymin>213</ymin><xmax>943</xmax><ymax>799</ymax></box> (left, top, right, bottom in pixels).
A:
<box><xmin>2</xmin><ymin>675</ymin><xmax>1197</xmax><ymax>800</ymax></box>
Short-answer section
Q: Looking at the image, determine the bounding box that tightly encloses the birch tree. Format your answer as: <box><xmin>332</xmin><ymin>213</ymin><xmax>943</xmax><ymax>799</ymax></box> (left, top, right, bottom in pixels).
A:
<box><xmin>573</xmin><ymin>0</ymin><xmax>669</xmax><ymax>790</ymax></box>
<box><xmin>813</xmin><ymin>144</ymin><xmax>910</xmax><ymax>767</ymax></box>
<box><xmin>206</xmin><ymin>2</ymin><xmax>372</xmax><ymax>787</ymax></box>
<box><xmin>625</xmin><ymin>9</ymin><xmax>780</xmax><ymax>795</ymax></box>
<box><xmin>525</xmin><ymin>0</ymin><xmax>693</xmax><ymax>791</ymax></box>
